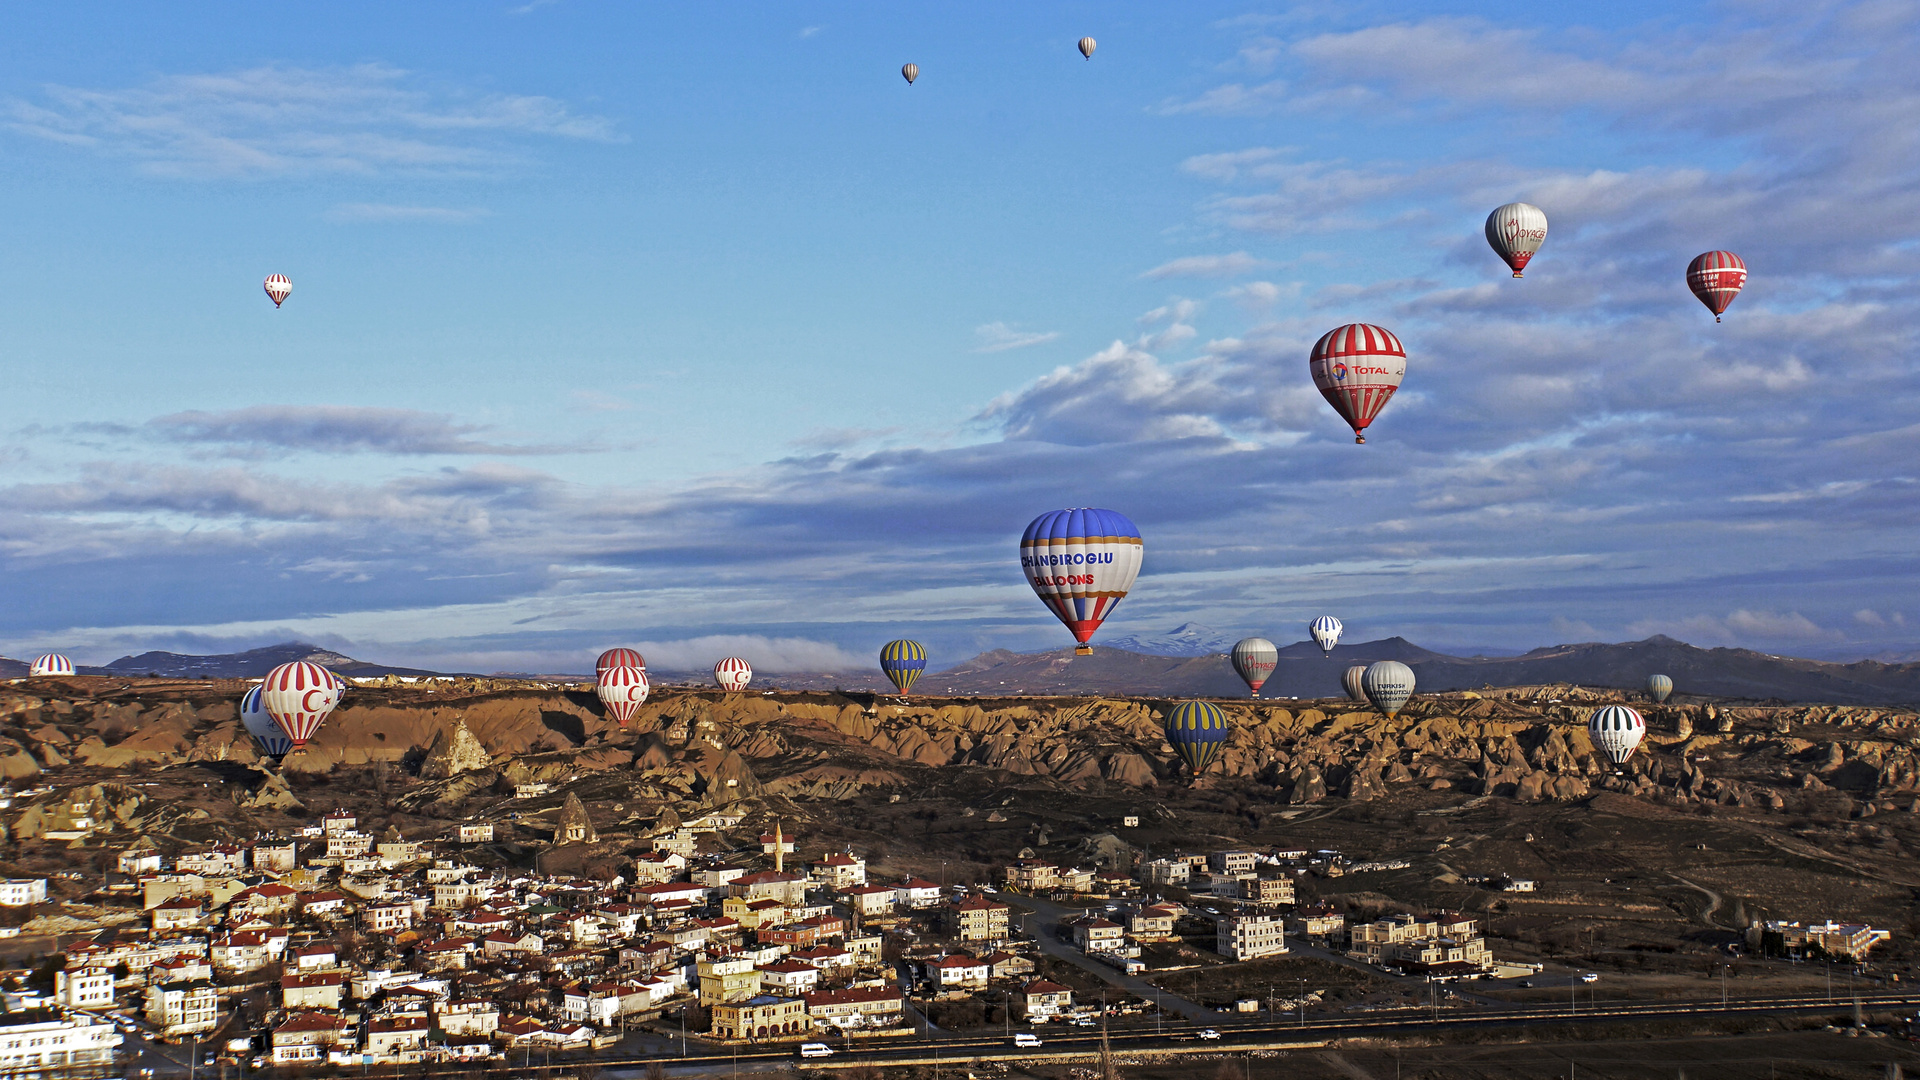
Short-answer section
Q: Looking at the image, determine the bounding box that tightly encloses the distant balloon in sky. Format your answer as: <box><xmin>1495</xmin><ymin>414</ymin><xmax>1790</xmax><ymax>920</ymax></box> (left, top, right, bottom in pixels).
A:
<box><xmin>264</xmin><ymin>275</ymin><xmax>291</xmax><ymax>308</ymax></box>
<box><xmin>902</xmin><ymin>63</ymin><xmax>919</xmax><ymax>84</ymax></box>
<box><xmin>1647</xmin><ymin>674</ymin><xmax>1673</xmax><ymax>704</ymax></box>
<box><xmin>1484</xmin><ymin>202</ymin><xmax>1548</xmax><ymax>278</ymax></box>
<box><xmin>1078</xmin><ymin>37</ymin><xmax>1097</xmax><ymax>59</ymax></box>
<box><xmin>1342</xmin><ymin>665</ymin><xmax>1368</xmax><ymax>703</ymax></box>
<box><xmin>1362</xmin><ymin>660</ymin><xmax>1414</xmax><ymax>719</ymax></box>
<box><xmin>596</xmin><ymin>648</ymin><xmax>646</xmax><ymax>682</ymax></box>
<box><xmin>261</xmin><ymin>661</ymin><xmax>343</xmax><ymax>748</ymax></box>
<box><xmin>1309</xmin><ymin>616</ymin><xmax>1343</xmax><ymax>656</ymax></box>
<box><xmin>879</xmin><ymin>640</ymin><xmax>927</xmax><ymax>695</ymax></box>
<box><xmin>714</xmin><ymin>657</ymin><xmax>753</xmax><ymax>692</ymax></box>
<box><xmin>241</xmin><ymin>684</ymin><xmax>295</xmax><ymax>758</ymax></box>
<box><xmin>1587</xmin><ymin>704</ymin><xmax>1645</xmax><ymax>765</ymax></box>
<box><xmin>1164</xmin><ymin>700</ymin><xmax>1230</xmax><ymax>777</ymax></box>
<box><xmin>1230</xmin><ymin>638</ymin><xmax>1278</xmax><ymax>697</ymax></box>
<box><xmin>29</xmin><ymin>654</ymin><xmax>73</xmax><ymax>677</ymax></box>
<box><xmin>1687</xmin><ymin>251</ymin><xmax>1746</xmax><ymax>322</ymax></box>
<box><xmin>597</xmin><ymin>665</ymin><xmax>650</xmax><ymax>726</ymax></box>
<box><xmin>1020</xmin><ymin>507</ymin><xmax>1143</xmax><ymax>654</ymax></box>
<box><xmin>1310</xmin><ymin>323</ymin><xmax>1406</xmax><ymax>444</ymax></box>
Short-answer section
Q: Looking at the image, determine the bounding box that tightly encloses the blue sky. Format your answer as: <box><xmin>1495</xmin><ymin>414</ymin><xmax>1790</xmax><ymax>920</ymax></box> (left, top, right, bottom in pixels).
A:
<box><xmin>2</xmin><ymin>1</ymin><xmax>1916</xmax><ymax>673</ymax></box>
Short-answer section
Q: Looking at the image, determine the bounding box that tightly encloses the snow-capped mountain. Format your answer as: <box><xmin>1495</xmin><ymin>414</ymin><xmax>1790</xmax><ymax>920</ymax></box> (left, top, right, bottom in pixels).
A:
<box><xmin>1096</xmin><ymin>623</ymin><xmax>1241</xmax><ymax>657</ymax></box>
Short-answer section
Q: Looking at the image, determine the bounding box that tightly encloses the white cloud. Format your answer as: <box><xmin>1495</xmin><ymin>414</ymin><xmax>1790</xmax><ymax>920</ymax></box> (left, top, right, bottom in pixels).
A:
<box><xmin>1626</xmin><ymin>610</ymin><xmax>1845</xmax><ymax>648</ymax></box>
<box><xmin>1139</xmin><ymin>252</ymin><xmax>1271</xmax><ymax>279</ymax></box>
<box><xmin>972</xmin><ymin>322</ymin><xmax>1061</xmax><ymax>353</ymax></box>
<box><xmin>628</xmin><ymin>635</ymin><xmax>865</xmax><ymax>673</ymax></box>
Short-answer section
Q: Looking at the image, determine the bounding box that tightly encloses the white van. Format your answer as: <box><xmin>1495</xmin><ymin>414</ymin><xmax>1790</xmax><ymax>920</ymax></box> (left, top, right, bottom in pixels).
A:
<box><xmin>1013</xmin><ymin>1033</ymin><xmax>1043</xmax><ymax>1048</ymax></box>
<box><xmin>798</xmin><ymin>1043</ymin><xmax>835</xmax><ymax>1058</ymax></box>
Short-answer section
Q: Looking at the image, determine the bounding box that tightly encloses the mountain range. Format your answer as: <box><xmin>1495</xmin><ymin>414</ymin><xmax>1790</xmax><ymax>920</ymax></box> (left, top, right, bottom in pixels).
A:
<box><xmin>8</xmin><ymin>634</ymin><xmax>1920</xmax><ymax>705</ymax></box>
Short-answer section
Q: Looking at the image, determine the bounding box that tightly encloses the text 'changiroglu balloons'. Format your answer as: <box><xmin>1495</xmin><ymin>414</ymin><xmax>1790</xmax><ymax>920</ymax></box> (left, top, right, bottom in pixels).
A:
<box><xmin>714</xmin><ymin>657</ymin><xmax>753</xmax><ymax>692</ymax></box>
<box><xmin>241</xmin><ymin>684</ymin><xmax>295</xmax><ymax>758</ymax></box>
<box><xmin>1164</xmin><ymin>700</ymin><xmax>1230</xmax><ymax>777</ymax></box>
<box><xmin>1362</xmin><ymin>660</ymin><xmax>1414</xmax><ymax>719</ymax></box>
<box><xmin>261</xmin><ymin>661</ymin><xmax>343</xmax><ymax>748</ymax></box>
<box><xmin>597</xmin><ymin>665</ymin><xmax>650</xmax><ymax>726</ymax></box>
<box><xmin>1343</xmin><ymin>665</ymin><xmax>1368</xmax><ymax>703</ymax></box>
<box><xmin>1588</xmin><ymin>704</ymin><xmax>1646</xmax><ymax>765</ymax></box>
<box><xmin>1647</xmin><ymin>674</ymin><xmax>1673</xmax><ymax>704</ymax></box>
<box><xmin>1020</xmin><ymin>507</ymin><xmax>1143</xmax><ymax>654</ymax></box>
<box><xmin>1485</xmin><ymin>202</ymin><xmax>1548</xmax><ymax>277</ymax></box>
<box><xmin>1687</xmin><ymin>251</ymin><xmax>1746</xmax><ymax>322</ymax></box>
<box><xmin>1231</xmin><ymin>638</ymin><xmax>1278</xmax><ymax>697</ymax></box>
<box><xmin>880</xmin><ymin>640</ymin><xmax>927</xmax><ymax>695</ymax></box>
<box><xmin>1309</xmin><ymin>616</ymin><xmax>1343</xmax><ymax>656</ymax></box>
<box><xmin>1310</xmin><ymin>323</ymin><xmax>1406</xmax><ymax>444</ymax></box>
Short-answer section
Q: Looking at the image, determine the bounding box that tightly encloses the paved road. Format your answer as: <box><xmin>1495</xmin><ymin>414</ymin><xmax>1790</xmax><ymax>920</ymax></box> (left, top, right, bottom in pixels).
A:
<box><xmin>999</xmin><ymin>893</ymin><xmax>1219</xmax><ymax>1024</ymax></box>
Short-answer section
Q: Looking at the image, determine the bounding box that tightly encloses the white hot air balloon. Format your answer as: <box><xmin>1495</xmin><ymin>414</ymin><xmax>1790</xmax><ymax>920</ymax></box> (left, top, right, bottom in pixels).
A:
<box><xmin>241</xmin><ymin>684</ymin><xmax>295</xmax><ymax>758</ymax></box>
<box><xmin>598</xmin><ymin>665</ymin><xmax>650</xmax><ymax>726</ymax></box>
<box><xmin>1230</xmin><ymin>638</ymin><xmax>1278</xmax><ymax>698</ymax></box>
<box><xmin>1309</xmin><ymin>616</ymin><xmax>1343</xmax><ymax>656</ymax></box>
<box><xmin>714</xmin><ymin>657</ymin><xmax>753</xmax><ymax>692</ymax></box>
<box><xmin>264</xmin><ymin>275</ymin><xmax>292</xmax><ymax>308</ymax></box>
<box><xmin>901</xmin><ymin>63</ymin><xmax>919</xmax><ymax>85</ymax></box>
<box><xmin>260</xmin><ymin>661</ymin><xmax>343</xmax><ymax>748</ymax></box>
<box><xmin>1587</xmin><ymin>705</ymin><xmax>1645</xmax><ymax>766</ymax></box>
<box><xmin>1361</xmin><ymin>660</ymin><xmax>1414</xmax><ymax>719</ymax></box>
<box><xmin>1342</xmin><ymin>665</ymin><xmax>1368</xmax><ymax>703</ymax></box>
<box><xmin>1078</xmin><ymin>37</ymin><xmax>1096</xmax><ymax>59</ymax></box>
<box><xmin>30</xmin><ymin>654</ymin><xmax>75</xmax><ymax>677</ymax></box>
<box><xmin>1484</xmin><ymin>202</ymin><xmax>1548</xmax><ymax>278</ymax></box>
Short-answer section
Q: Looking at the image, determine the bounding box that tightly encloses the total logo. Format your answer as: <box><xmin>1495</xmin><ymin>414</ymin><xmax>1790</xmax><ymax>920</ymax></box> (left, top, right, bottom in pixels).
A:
<box><xmin>1331</xmin><ymin>362</ymin><xmax>1349</xmax><ymax>381</ymax></box>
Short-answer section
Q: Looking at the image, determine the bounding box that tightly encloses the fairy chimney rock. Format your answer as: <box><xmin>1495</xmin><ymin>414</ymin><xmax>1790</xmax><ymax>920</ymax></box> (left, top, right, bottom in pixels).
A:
<box><xmin>555</xmin><ymin>792</ymin><xmax>597</xmax><ymax>845</ymax></box>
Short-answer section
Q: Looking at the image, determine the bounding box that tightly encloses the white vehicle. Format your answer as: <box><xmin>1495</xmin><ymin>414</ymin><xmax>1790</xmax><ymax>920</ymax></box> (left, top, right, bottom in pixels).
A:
<box><xmin>1013</xmin><ymin>1033</ymin><xmax>1043</xmax><ymax>1048</ymax></box>
<box><xmin>798</xmin><ymin>1043</ymin><xmax>836</xmax><ymax>1058</ymax></box>
<box><xmin>1581</xmin><ymin>973</ymin><xmax>1599</xmax><ymax>983</ymax></box>
<box><xmin>1199</xmin><ymin>1029</ymin><xmax>1221</xmax><ymax>1040</ymax></box>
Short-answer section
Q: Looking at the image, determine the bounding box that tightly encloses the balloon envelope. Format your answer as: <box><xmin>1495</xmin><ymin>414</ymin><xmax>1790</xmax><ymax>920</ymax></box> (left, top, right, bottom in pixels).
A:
<box><xmin>1587</xmin><ymin>704</ymin><xmax>1645</xmax><ymax>765</ymax></box>
<box><xmin>264</xmin><ymin>275</ymin><xmax>291</xmax><ymax>307</ymax></box>
<box><xmin>29</xmin><ymin>654</ymin><xmax>73</xmax><ymax>677</ymax></box>
<box><xmin>1485</xmin><ymin>203</ymin><xmax>1548</xmax><ymax>277</ymax></box>
<box><xmin>902</xmin><ymin>63</ymin><xmax>919</xmax><ymax>84</ymax></box>
<box><xmin>1164</xmin><ymin>700</ymin><xmax>1230</xmax><ymax>776</ymax></box>
<box><xmin>261</xmin><ymin>661</ymin><xmax>343</xmax><ymax>747</ymax></box>
<box><xmin>1310</xmin><ymin>324</ymin><xmax>1406</xmax><ymax>444</ymax></box>
<box><xmin>1646</xmin><ymin>674</ymin><xmax>1673</xmax><ymax>704</ymax></box>
<box><xmin>596</xmin><ymin>648</ymin><xmax>646</xmax><ymax>682</ymax></box>
<box><xmin>714</xmin><ymin>657</ymin><xmax>753</xmax><ymax>692</ymax></box>
<box><xmin>597</xmin><ymin>665</ymin><xmax>650</xmax><ymax>725</ymax></box>
<box><xmin>1309</xmin><ymin>616</ymin><xmax>1343</xmax><ymax>656</ymax></box>
<box><xmin>1020</xmin><ymin>508</ymin><xmax>1143</xmax><ymax>651</ymax></box>
<box><xmin>242</xmin><ymin>684</ymin><xmax>295</xmax><ymax>758</ymax></box>
<box><xmin>1362</xmin><ymin>660</ymin><xmax>1414</xmax><ymax>718</ymax></box>
<box><xmin>1687</xmin><ymin>251</ymin><xmax>1746</xmax><ymax>321</ymax></box>
<box><xmin>879</xmin><ymin>640</ymin><xmax>927</xmax><ymax>695</ymax></box>
<box><xmin>1230</xmin><ymin>638</ymin><xmax>1278</xmax><ymax>696</ymax></box>
<box><xmin>1078</xmin><ymin>37</ymin><xmax>1096</xmax><ymax>58</ymax></box>
<box><xmin>1343</xmin><ymin>665</ymin><xmax>1368</xmax><ymax>703</ymax></box>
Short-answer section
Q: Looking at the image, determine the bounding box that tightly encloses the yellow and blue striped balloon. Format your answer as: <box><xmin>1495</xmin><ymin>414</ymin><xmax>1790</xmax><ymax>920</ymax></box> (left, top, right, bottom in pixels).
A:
<box><xmin>879</xmin><ymin>639</ymin><xmax>927</xmax><ymax>695</ymax></box>
<box><xmin>1164</xmin><ymin>700</ymin><xmax>1231</xmax><ymax>776</ymax></box>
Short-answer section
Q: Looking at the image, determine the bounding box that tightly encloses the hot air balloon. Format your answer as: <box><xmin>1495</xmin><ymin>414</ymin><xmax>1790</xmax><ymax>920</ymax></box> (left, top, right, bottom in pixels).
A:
<box><xmin>902</xmin><ymin>63</ymin><xmax>919</xmax><ymax>84</ymax></box>
<box><xmin>264</xmin><ymin>275</ymin><xmax>292</xmax><ymax>308</ymax></box>
<box><xmin>29</xmin><ymin>654</ymin><xmax>74</xmax><ymax>677</ymax></box>
<box><xmin>714</xmin><ymin>657</ymin><xmax>753</xmax><ymax>692</ymax></box>
<box><xmin>1230</xmin><ymin>638</ymin><xmax>1278</xmax><ymax>697</ymax></box>
<box><xmin>1687</xmin><ymin>251</ymin><xmax>1746</xmax><ymax>322</ymax></box>
<box><xmin>1647</xmin><ymin>674</ymin><xmax>1673</xmax><ymax>704</ymax></box>
<box><xmin>1484</xmin><ymin>203</ymin><xmax>1548</xmax><ymax>277</ymax></box>
<box><xmin>1362</xmin><ymin>660</ymin><xmax>1414</xmax><ymax>719</ymax></box>
<box><xmin>1078</xmin><ymin>37</ymin><xmax>1097</xmax><ymax>59</ymax></box>
<box><xmin>596</xmin><ymin>648</ymin><xmax>646</xmax><ymax>682</ymax></box>
<box><xmin>1164</xmin><ymin>700</ymin><xmax>1230</xmax><ymax>777</ymax></box>
<box><xmin>241</xmin><ymin>684</ymin><xmax>295</xmax><ymax>758</ymax></box>
<box><xmin>1342</xmin><ymin>665</ymin><xmax>1368</xmax><ymax>703</ymax></box>
<box><xmin>879</xmin><ymin>640</ymin><xmax>926</xmax><ymax>695</ymax></box>
<box><xmin>1309</xmin><ymin>323</ymin><xmax>1406</xmax><ymax>444</ymax></box>
<box><xmin>1020</xmin><ymin>508</ymin><xmax>1143</xmax><ymax>654</ymax></box>
<box><xmin>597</xmin><ymin>665</ymin><xmax>650</xmax><ymax>726</ymax></box>
<box><xmin>1587</xmin><ymin>704</ymin><xmax>1645</xmax><ymax>766</ymax></box>
<box><xmin>261</xmin><ymin>661</ymin><xmax>343</xmax><ymax>748</ymax></box>
<box><xmin>1309</xmin><ymin>616</ymin><xmax>1343</xmax><ymax>656</ymax></box>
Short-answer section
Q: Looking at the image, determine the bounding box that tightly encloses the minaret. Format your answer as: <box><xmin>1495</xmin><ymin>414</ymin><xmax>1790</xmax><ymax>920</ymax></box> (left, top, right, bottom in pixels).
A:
<box><xmin>774</xmin><ymin>818</ymin><xmax>784</xmax><ymax>874</ymax></box>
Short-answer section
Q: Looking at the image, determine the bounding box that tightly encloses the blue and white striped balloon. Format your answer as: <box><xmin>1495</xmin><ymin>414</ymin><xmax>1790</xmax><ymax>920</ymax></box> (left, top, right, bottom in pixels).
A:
<box><xmin>1309</xmin><ymin>616</ymin><xmax>1343</xmax><ymax>655</ymax></box>
<box><xmin>241</xmin><ymin>684</ymin><xmax>296</xmax><ymax>758</ymax></box>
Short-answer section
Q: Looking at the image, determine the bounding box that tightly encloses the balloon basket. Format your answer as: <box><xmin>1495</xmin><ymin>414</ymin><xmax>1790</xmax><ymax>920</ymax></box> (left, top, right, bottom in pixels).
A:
<box><xmin>1354</xmin><ymin>435</ymin><xmax>1366</xmax><ymax>444</ymax></box>
<box><xmin>1075</xmin><ymin>646</ymin><xmax>1093</xmax><ymax>655</ymax></box>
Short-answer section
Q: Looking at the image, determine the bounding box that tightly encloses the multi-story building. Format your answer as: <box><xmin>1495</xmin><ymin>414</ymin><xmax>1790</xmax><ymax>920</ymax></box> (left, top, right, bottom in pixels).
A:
<box><xmin>1217</xmin><ymin>913</ymin><xmax>1287</xmax><ymax>961</ymax></box>
<box><xmin>843</xmin><ymin>884</ymin><xmax>898</xmax><ymax>919</ymax></box>
<box><xmin>1238</xmin><ymin>876</ymin><xmax>1295</xmax><ymax>906</ymax></box>
<box><xmin>949</xmin><ymin>894</ymin><xmax>1011</xmax><ymax>942</ymax></box>
<box><xmin>1128</xmin><ymin>904</ymin><xmax>1180</xmax><ymax>941</ymax></box>
<box><xmin>272</xmin><ymin>1013</ymin><xmax>348</xmax><ymax>1065</ymax></box>
<box><xmin>146</xmin><ymin>980</ymin><xmax>219</xmax><ymax>1037</ymax></box>
<box><xmin>117</xmin><ymin>847</ymin><xmax>163</xmax><ymax>876</ymax></box>
<box><xmin>710</xmin><ymin>995</ymin><xmax>809</xmax><ymax>1041</ymax></box>
<box><xmin>0</xmin><ymin>879</ymin><xmax>47</xmax><ymax>907</ymax></box>
<box><xmin>0</xmin><ymin>1014</ymin><xmax>121</xmax><ymax>1072</ymax></box>
<box><xmin>1004</xmin><ymin>860</ymin><xmax>1059</xmax><ymax>892</ymax></box>
<box><xmin>728</xmin><ymin>871</ymin><xmax>808</xmax><ymax>906</ymax></box>
<box><xmin>54</xmin><ymin>967</ymin><xmax>114</xmax><ymax>1011</ymax></box>
<box><xmin>809</xmin><ymin>852</ymin><xmax>866</xmax><ymax>889</ymax></box>
<box><xmin>1141</xmin><ymin>858</ymin><xmax>1190</xmax><ymax>886</ymax></box>
<box><xmin>282</xmin><ymin>972</ymin><xmax>348</xmax><ymax>1011</ymax></box>
<box><xmin>1287</xmin><ymin>903</ymin><xmax>1346</xmax><ymax>940</ymax></box>
<box><xmin>804</xmin><ymin>986</ymin><xmax>904</xmax><ymax>1030</ymax></box>
<box><xmin>930</xmin><ymin>954</ymin><xmax>989</xmax><ymax>991</ymax></box>
<box><xmin>251</xmin><ymin>840</ymin><xmax>298</xmax><ymax>873</ymax></box>
<box><xmin>896</xmin><ymin>877</ymin><xmax>944</xmax><ymax>909</ymax></box>
<box><xmin>1016</xmin><ymin>979</ymin><xmax>1074</xmax><ymax>1020</ymax></box>
<box><xmin>1751</xmin><ymin>920</ymin><xmax>1892</xmax><ymax>961</ymax></box>
<box><xmin>698</xmin><ymin>956</ymin><xmax>761</xmax><ymax>1005</ymax></box>
<box><xmin>1069</xmin><ymin>916</ymin><xmax>1126</xmax><ymax>953</ymax></box>
<box><xmin>456</xmin><ymin>823</ymin><xmax>495</xmax><ymax>844</ymax></box>
<box><xmin>363</xmin><ymin>900</ymin><xmax>415</xmax><ymax>933</ymax></box>
<box><xmin>1210</xmin><ymin>850</ymin><xmax>1259</xmax><ymax>875</ymax></box>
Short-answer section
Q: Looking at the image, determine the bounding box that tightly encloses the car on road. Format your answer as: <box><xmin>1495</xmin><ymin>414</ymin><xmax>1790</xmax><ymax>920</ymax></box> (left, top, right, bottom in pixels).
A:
<box><xmin>1517</xmin><ymin>980</ymin><xmax>1532</xmax><ymax>988</ymax></box>
<box><xmin>1013</xmin><ymin>1033</ymin><xmax>1043</xmax><ymax>1048</ymax></box>
<box><xmin>798</xmin><ymin>1043</ymin><xmax>835</xmax><ymax>1058</ymax></box>
<box><xmin>1581</xmin><ymin>973</ymin><xmax>1600</xmax><ymax>983</ymax></box>
<box><xmin>1199</xmin><ymin>1029</ymin><xmax>1221</xmax><ymax>1040</ymax></box>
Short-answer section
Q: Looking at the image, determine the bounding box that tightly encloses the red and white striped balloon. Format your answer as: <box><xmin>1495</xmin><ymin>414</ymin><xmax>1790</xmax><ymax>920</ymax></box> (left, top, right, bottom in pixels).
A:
<box><xmin>264</xmin><ymin>275</ymin><xmax>292</xmax><ymax>308</ymax></box>
<box><xmin>260</xmin><ymin>661</ymin><xmax>343</xmax><ymax>747</ymax></box>
<box><xmin>1309</xmin><ymin>323</ymin><xmax>1407</xmax><ymax>444</ymax></box>
<box><xmin>1686</xmin><ymin>251</ymin><xmax>1746</xmax><ymax>322</ymax></box>
<box><xmin>713</xmin><ymin>657</ymin><xmax>753</xmax><ymax>692</ymax></box>
<box><xmin>597</xmin><ymin>665</ymin><xmax>650</xmax><ymax>725</ymax></box>
<box><xmin>596</xmin><ymin>648</ymin><xmax>646</xmax><ymax>682</ymax></box>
